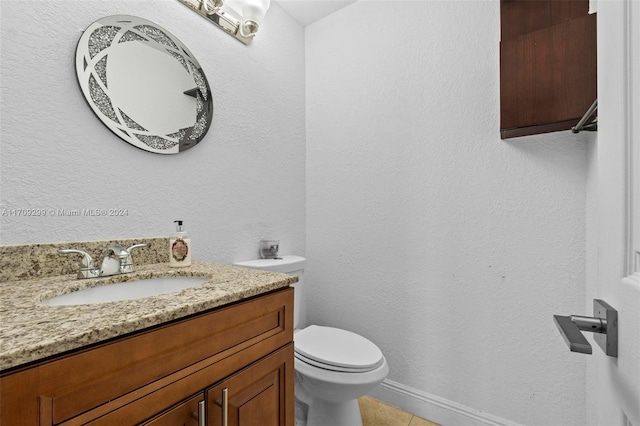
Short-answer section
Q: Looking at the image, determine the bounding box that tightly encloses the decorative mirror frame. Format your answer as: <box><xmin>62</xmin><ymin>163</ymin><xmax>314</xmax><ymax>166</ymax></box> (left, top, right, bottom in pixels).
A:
<box><xmin>75</xmin><ymin>15</ymin><xmax>213</xmax><ymax>154</ymax></box>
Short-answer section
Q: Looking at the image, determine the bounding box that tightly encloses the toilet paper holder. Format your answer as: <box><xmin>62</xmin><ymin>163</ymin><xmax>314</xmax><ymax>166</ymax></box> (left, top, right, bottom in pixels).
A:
<box><xmin>553</xmin><ymin>299</ymin><xmax>618</xmax><ymax>357</ymax></box>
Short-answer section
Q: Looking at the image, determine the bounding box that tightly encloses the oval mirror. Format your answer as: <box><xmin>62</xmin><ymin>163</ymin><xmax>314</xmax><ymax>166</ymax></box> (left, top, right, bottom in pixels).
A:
<box><xmin>75</xmin><ymin>15</ymin><xmax>213</xmax><ymax>154</ymax></box>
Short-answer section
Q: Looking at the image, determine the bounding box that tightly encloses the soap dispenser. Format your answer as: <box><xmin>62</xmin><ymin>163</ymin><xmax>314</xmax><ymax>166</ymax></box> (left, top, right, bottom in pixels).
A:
<box><xmin>169</xmin><ymin>220</ymin><xmax>192</xmax><ymax>267</ymax></box>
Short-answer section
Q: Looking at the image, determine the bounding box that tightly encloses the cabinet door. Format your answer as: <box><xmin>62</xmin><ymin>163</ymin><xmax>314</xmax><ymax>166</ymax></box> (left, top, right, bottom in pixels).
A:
<box><xmin>499</xmin><ymin>0</ymin><xmax>597</xmax><ymax>139</ymax></box>
<box><xmin>143</xmin><ymin>394</ymin><xmax>204</xmax><ymax>426</ymax></box>
<box><xmin>206</xmin><ymin>344</ymin><xmax>294</xmax><ymax>426</ymax></box>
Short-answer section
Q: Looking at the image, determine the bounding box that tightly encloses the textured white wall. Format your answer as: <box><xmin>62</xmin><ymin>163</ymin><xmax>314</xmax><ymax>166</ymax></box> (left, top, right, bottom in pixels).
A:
<box><xmin>306</xmin><ymin>2</ymin><xmax>588</xmax><ymax>425</ymax></box>
<box><xmin>0</xmin><ymin>0</ymin><xmax>306</xmax><ymax>263</ymax></box>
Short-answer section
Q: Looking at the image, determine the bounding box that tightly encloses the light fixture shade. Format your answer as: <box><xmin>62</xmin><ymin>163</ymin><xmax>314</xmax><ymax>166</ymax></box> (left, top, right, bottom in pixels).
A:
<box><xmin>240</xmin><ymin>0</ymin><xmax>270</xmax><ymax>28</ymax></box>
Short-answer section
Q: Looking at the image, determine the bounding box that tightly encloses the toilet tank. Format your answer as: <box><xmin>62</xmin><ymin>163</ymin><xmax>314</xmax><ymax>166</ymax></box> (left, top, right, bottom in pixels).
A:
<box><xmin>233</xmin><ymin>255</ymin><xmax>306</xmax><ymax>330</ymax></box>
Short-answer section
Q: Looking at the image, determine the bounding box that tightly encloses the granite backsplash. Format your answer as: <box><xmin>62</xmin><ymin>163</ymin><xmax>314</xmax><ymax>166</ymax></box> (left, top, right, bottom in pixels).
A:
<box><xmin>0</xmin><ymin>237</ymin><xmax>169</xmax><ymax>282</ymax></box>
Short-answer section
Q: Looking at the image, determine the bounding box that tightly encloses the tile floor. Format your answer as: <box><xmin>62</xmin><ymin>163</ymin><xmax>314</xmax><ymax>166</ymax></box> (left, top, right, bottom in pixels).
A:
<box><xmin>358</xmin><ymin>396</ymin><xmax>440</xmax><ymax>426</ymax></box>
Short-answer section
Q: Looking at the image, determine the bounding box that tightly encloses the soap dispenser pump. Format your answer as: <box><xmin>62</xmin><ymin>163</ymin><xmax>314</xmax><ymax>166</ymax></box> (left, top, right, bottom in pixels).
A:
<box><xmin>169</xmin><ymin>220</ymin><xmax>192</xmax><ymax>267</ymax></box>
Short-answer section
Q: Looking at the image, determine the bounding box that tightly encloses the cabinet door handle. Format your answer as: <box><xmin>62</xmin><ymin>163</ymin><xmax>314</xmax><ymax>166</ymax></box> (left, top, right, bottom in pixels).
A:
<box><xmin>221</xmin><ymin>388</ymin><xmax>228</xmax><ymax>426</ymax></box>
<box><xmin>191</xmin><ymin>400</ymin><xmax>206</xmax><ymax>426</ymax></box>
<box><xmin>198</xmin><ymin>400</ymin><xmax>206</xmax><ymax>426</ymax></box>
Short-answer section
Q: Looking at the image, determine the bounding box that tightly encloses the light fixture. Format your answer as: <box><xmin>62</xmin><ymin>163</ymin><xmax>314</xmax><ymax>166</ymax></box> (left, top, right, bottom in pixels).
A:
<box><xmin>178</xmin><ymin>0</ymin><xmax>271</xmax><ymax>45</ymax></box>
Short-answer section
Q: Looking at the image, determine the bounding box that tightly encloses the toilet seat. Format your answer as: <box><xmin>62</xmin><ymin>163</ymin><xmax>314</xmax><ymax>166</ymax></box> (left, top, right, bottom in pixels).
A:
<box><xmin>294</xmin><ymin>325</ymin><xmax>384</xmax><ymax>373</ymax></box>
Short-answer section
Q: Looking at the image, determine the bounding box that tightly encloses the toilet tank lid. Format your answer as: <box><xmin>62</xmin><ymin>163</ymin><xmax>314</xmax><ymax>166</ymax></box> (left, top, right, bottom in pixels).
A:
<box><xmin>233</xmin><ymin>255</ymin><xmax>306</xmax><ymax>273</ymax></box>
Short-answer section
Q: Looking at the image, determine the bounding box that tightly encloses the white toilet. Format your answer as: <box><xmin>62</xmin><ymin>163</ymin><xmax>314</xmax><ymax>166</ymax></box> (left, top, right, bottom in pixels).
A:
<box><xmin>234</xmin><ymin>255</ymin><xmax>389</xmax><ymax>426</ymax></box>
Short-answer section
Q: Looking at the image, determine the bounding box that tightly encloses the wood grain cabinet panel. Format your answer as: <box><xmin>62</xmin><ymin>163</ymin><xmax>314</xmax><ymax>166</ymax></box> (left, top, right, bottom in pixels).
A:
<box><xmin>500</xmin><ymin>0</ymin><xmax>597</xmax><ymax>139</ymax></box>
<box><xmin>142</xmin><ymin>394</ymin><xmax>203</xmax><ymax>426</ymax></box>
<box><xmin>207</xmin><ymin>345</ymin><xmax>294</xmax><ymax>426</ymax></box>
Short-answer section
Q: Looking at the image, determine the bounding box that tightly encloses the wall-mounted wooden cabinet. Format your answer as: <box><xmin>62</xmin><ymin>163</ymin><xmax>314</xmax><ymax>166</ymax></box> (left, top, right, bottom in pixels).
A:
<box><xmin>500</xmin><ymin>0</ymin><xmax>597</xmax><ymax>139</ymax></box>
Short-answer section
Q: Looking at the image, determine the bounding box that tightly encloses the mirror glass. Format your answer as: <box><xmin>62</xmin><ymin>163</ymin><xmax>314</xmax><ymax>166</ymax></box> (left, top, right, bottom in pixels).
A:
<box><xmin>75</xmin><ymin>15</ymin><xmax>213</xmax><ymax>154</ymax></box>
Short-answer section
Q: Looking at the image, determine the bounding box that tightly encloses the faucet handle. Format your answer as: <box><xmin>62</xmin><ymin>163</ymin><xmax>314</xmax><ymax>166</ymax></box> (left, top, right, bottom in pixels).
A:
<box><xmin>58</xmin><ymin>249</ymin><xmax>94</xmax><ymax>267</ymax></box>
<box><xmin>127</xmin><ymin>243</ymin><xmax>147</xmax><ymax>254</ymax></box>
<box><xmin>120</xmin><ymin>243</ymin><xmax>147</xmax><ymax>274</ymax></box>
<box><xmin>58</xmin><ymin>249</ymin><xmax>100</xmax><ymax>279</ymax></box>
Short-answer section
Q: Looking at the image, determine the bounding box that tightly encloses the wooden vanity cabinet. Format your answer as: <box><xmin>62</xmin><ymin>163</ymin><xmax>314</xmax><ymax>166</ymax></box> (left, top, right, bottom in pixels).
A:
<box><xmin>0</xmin><ymin>287</ymin><xmax>294</xmax><ymax>426</ymax></box>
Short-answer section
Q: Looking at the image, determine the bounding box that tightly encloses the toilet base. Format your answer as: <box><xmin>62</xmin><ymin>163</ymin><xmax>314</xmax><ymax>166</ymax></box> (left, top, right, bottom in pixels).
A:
<box><xmin>301</xmin><ymin>398</ymin><xmax>363</xmax><ymax>426</ymax></box>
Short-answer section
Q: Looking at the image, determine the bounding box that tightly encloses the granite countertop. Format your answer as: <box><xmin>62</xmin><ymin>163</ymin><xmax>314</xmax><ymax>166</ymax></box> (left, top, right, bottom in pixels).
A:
<box><xmin>0</xmin><ymin>260</ymin><xmax>297</xmax><ymax>372</ymax></box>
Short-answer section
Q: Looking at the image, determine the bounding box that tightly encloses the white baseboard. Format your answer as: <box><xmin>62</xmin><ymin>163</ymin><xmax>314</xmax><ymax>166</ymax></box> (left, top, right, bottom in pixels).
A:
<box><xmin>368</xmin><ymin>379</ymin><xmax>522</xmax><ymax>426</ymax></box>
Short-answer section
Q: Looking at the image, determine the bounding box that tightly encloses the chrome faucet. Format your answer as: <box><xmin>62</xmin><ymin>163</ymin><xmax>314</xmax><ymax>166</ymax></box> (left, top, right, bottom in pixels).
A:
<box><xmin>58</xmin><ymin>244</ymin><xmax>147</xmax><ymax>279</ymax></box>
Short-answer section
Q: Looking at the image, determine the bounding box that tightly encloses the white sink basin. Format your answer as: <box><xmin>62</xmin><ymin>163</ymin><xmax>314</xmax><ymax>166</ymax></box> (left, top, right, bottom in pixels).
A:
<box><xmin>43</xmin><ymin>276</ymin><xmax>209</xmax><ymax>305</ymax></box>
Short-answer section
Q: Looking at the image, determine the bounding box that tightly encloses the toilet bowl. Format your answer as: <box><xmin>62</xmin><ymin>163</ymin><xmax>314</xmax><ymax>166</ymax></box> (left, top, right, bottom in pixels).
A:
<box><xmin>294</xmin><ymin>325</ymin><xmax>389</xmax><ymax>426</ymax></box>
<box><xmin>233</xmin><ymin>256</ymin><xmax>389</xmax><ymax>426</ymax></box>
